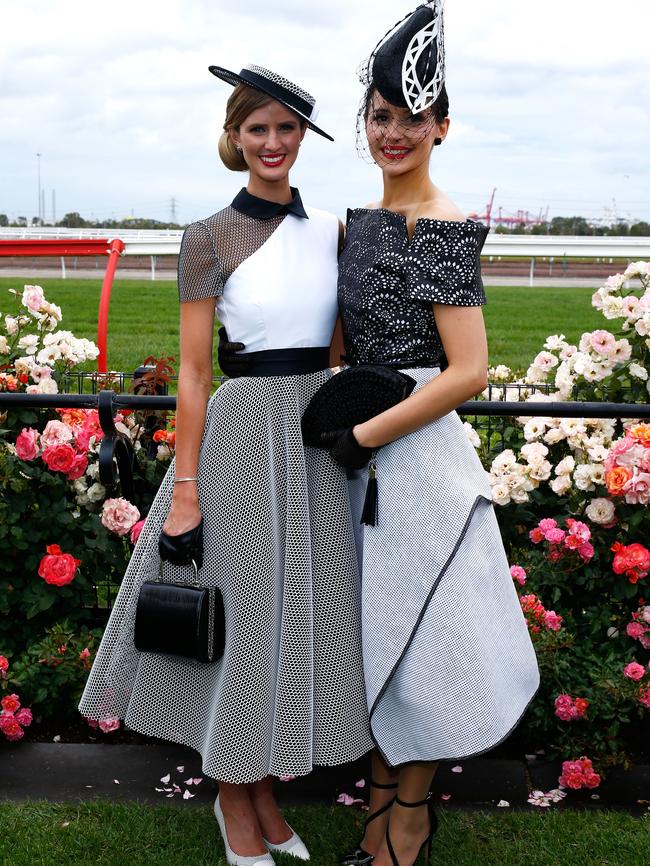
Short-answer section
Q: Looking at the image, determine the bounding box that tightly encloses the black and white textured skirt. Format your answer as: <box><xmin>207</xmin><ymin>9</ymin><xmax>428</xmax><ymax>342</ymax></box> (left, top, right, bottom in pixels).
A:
<box><xmin>79</xmin><ymin>371</ymin><xmax>374</xmax><ymax>783</ymax></box>
<box><xmin>349</xmin><ymin>367</ymin><xmax>540</xmax><ymax>767</ymax></box>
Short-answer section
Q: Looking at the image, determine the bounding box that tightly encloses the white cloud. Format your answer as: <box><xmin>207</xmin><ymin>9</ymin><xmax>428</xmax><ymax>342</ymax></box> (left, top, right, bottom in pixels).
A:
<box><xmin>1</xmin><ymin>0</ymin><xmax>649</xmax><ymax>224</ymax></box>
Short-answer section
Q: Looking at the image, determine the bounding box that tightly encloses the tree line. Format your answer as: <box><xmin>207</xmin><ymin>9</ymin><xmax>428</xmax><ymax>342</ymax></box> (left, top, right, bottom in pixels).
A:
<box><xmin>1</xmin><ymin>212</ymin><xmax>649</xmax><ymax>236</ymax></box>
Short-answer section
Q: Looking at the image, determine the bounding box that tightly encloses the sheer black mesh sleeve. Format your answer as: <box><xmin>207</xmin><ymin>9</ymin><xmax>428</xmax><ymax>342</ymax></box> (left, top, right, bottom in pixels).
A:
<box><xmin>404</xmin><ymin>220</ymin><xmax>489</xmax><ymax>306</ymax></box>
<box><xmin>177</xmin><ymin>220</ymin><xmax>224</xmax><ymax>302</ymax></box>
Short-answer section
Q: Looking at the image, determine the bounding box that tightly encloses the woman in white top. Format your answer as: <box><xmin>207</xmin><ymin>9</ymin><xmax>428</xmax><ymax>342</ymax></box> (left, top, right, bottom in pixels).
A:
<box><xmin>80</xmin><ymin>64</ymin><xmax>372</xmax><ymax>866</ymax></box>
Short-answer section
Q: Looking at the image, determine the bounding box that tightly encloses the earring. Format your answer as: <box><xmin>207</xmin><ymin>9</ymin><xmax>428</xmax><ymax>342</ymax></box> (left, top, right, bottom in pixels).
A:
<box><xmin>434</xmin><ymin>137</ymin><xmax>442</xmax><ymax>146</ymax></box>
<box><xmin>235</xmin><ymin>144</ymin><xmax>242</xmax><ymax>152</ymax></box>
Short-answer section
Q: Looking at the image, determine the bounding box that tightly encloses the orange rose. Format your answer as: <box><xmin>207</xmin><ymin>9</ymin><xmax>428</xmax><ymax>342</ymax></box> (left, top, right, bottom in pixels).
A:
<box><xmin>153</xmin><ymin>429</ymin><xmax>167</xmax><ymax>443</ymax></box>
<box><xmin>627</xmin><ymin>423</ymin><xmax>650</xmax><ymax>447</ymax></box>
<box><xmin>606</xmin><ymin>466</ymin><xmax>633</xmax><ymax>496</ymax></box>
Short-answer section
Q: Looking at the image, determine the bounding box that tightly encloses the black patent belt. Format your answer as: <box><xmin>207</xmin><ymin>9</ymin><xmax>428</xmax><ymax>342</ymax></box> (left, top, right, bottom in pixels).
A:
<box><xmin>233</xmin><ymin>347</ymin><xmax>330</xmax><ymax>377</ymax></box>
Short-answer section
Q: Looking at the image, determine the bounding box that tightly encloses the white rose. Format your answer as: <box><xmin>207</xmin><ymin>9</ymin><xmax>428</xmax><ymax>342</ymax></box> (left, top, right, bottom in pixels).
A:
<box><xmin>602</xmin><ymin>296</ymin><xmax>624</xmax><ymax>320</ymax></box>
<box><xmin>560</xmin><ymin>418</ymin><xmax>586</xmax><ymax>437</ymax></box>
<box><xmin>585</xmin><ymin>497</ymin><xmax>615</xmax><ymax>524</ymax></box>
<box><xmin>463</xmin><ymin>422</ymin><xmax>481</xmax><ymax>448</ymax></box>
<box><xmin>550</xmin><ymin>475</ymin><xmax>572</xmax><ymax>496</ymax></box>
<box><xmin>491</xmin><ymin>450</ymin><xmax>517</xmax><ymax>474</ymax></box>
<box><xmin>87</xmin><ymin>482</ymin><xmax>107</xmax><ymax>503</ymax></box>
<box><xmin>544</xmin><ymin>334</ymin><xmax>566</xmax><ymax>351</ymax></box>
<box><xmin>491</xmin><ymin>482</ymin><xmax>511</xmax><ymax>506</ymax></box>
<box><xmin>36</xmin><ymin>346</ymin><xmax>61</xmax><ymax>365</ymax></box>
<box><xmin>590</xmin><ymin>464</ymin><xmax>606</xmax><ymax>485</ymax></box>
<box><xmin>523</xmin><ymin>418</ymin><xmax>547</xmax><ymax>441</ymax></box>
<box><xmin>13</xmin><ymin>356</ymin><xmax>34</xmax><ymax>376</ymax></box>
<box><xmin>624</xmin><ymin>261</ymin><xmax>649</xmax><ymax>279</ymax></box>
<box><xmin>17</xmin><ymin>334</ymin><xmax>39</xmax><ymax>355</ymax></box>
<box><xmin>629</xmin><ymin>362</ymin><xmax>648</xmax><ymax>381</ymax></box>
<box><xmin>544</xmin><ymin>427</ymin><xmax>566</xmax><ymax>445</ymax></box>
<box><xmin>528</xmin><ymin>460</ymin><xmax>552</xmax><ymax>481</ymax></box>
<box><xmin>0</xmin><ymin>335</ymin><xmax>8</xmax><ymax>354</ymax></box>
<box><xmin>4</xmin><ymin>316</ymin><xmax>19</xmax><ymax>336</ymax></box>
<box><xmin>574</xmin><ymin>464</ymin><xmax>595</xmax><ymax>491</ymax></box>
<box><xmin>555</xmin><ymin>456</ymin><xmax>575</xmax><ymax>476</ymax></box>
<box><xmin>587</xmin><ymin>444</ymin><xmax>609</xmax><ymax>463</ymax></box>
<box><xmin>34</xmin><ymin>378</ymin><xmax>59</xmax><ymax>394</ymax></box>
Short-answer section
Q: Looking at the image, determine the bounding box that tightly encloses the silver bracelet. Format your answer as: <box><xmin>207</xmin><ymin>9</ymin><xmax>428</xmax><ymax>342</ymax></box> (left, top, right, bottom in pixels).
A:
<box><xmin>174</xmin><ymin>476</ymin><xmax>198</xmax><ymax>483</ymax></box>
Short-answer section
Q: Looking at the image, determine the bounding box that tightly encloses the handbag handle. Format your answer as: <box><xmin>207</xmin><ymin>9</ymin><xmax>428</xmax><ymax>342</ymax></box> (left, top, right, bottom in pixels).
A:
<box><xmin>157</xmin><ymin>557</ymin><xmax>199</xmax><ymax>586</ymax></box>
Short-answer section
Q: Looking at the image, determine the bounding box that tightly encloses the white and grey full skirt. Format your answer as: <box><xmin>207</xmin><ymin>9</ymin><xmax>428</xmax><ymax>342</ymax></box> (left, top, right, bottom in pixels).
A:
<box><xmin>349</xmin><ymin>367</ymin><xmax>540</xmax><ymax>767</ymax></box>
<box><xmin>79</xmin><ymin>370</ymin><xmax>373</xmax><ymax>783</ymax></box>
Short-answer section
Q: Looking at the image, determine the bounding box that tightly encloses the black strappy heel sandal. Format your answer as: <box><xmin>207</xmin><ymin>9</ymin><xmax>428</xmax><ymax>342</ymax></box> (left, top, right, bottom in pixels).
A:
<box><xmin>385</xmin><ymin>793</ymin><xmax>438</xmax><ymax>866</ymax></box>
<box><xmin>340</xmin><ymin>780</ymin><xmax>398</xmax><ymax>866</ymax></box>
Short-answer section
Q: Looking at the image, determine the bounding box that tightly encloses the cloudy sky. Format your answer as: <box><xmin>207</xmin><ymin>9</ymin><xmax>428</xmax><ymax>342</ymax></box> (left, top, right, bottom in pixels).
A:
<box><xmin>1</xmin><ymin>0</ymin><xmax>649</xmax><ymax>226</ymax></box>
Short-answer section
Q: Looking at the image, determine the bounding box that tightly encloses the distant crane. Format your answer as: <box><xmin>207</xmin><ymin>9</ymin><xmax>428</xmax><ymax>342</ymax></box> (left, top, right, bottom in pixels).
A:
<box><xmin>469</xmin><ymin>190</ymin><xmax>548</xmax><ymax>229</ymax></box>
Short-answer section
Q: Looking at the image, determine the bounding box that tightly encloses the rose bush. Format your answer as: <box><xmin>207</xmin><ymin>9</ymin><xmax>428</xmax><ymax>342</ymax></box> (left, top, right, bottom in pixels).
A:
<box><xmin>468</xmin><ymin>263</ymin><xmax>650</xmax><ymax>777</ymax></box>
<box><xmin>0</xmin><ymin>286</ymin><xmax>174</xmax><ymax>664</ymax></box>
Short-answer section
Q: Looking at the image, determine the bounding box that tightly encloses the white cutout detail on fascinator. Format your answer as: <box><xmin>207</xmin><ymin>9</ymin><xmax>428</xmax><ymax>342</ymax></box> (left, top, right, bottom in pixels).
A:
<box><xmin>401</xmin><ymin>0</ymin><xmax>445</xmax><ymax>113</ymax></box>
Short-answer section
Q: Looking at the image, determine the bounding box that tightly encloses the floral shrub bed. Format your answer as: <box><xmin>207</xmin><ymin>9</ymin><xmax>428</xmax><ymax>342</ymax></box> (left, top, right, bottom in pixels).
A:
<box><xmin>1</xmin><ymin>270</ymin><xmax>650</xmax><ymax>799</ymax></box>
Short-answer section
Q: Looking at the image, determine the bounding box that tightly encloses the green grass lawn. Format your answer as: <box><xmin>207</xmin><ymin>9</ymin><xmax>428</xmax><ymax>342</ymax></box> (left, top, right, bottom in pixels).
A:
<box><xmin>0</xmin><ymin>277</ymin><xmax>605</xmax><ymax>375</ymax></box>
<box><xmin>0</xmin><ymin>802</ymin><xmax>647</xmax><ymax>866</ymax></box>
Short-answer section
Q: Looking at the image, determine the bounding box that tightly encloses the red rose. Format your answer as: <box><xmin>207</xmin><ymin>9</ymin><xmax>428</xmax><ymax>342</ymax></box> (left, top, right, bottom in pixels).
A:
<box><xmin>0</xmin><ymin>655</ymin><xmax>8</xmax><ymax>675</ymax></box>
<box><xmin>38</xmin><ymin>546</ymin><xmax>81</xmax><ymax>587</ymax></box>
<box><xmin>1</xmin><ymin>694</ymin><xmax>20</xmax><ymax>713</ymax></box>
<box><xmin>41</xmin><ymin>443</ymin><xmax>76</xmax><ymax>474</ymax></box>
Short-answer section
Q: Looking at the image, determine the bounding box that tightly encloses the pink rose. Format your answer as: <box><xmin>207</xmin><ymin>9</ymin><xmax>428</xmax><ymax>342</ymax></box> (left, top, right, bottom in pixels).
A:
<box><xmin>15</xmin><ymin>427</ymin><xmax>40</xmax><ymax>461</ymax></box>
<box><xmin>578</xmin><ymin>542</ymin><xmax>595</xmax><ymax>561</ymax></box>
<box><xmin>84</xmin><ymin>716</ymin><xmax>99</xmax><ymax>729</ymax></box>
<box><xmin>0</xmin><ymin>715</ymin><xmax>24</xmax><ymax>742</ymax></box>
<box><xmin>0</xmin><ymin>655</ymin><xmax>8</xmax><ymax>675</ymax></box>
<box><xmin>66</xmin><ymin>452</ymin><xmax>88</xmax><ymax>480</ymax></box>
<box><xmin>544</xmin><ymin>610</ymin><xmax>563</xmax><ymax>632</ymax></box>
<box><xmin>566</xmin><ymin>519</ymin><xmax>590</xmax><ymax>541</ymax></box>
<box><xmin>627</xmin><ymin>622</ymin><xmax>647</xmax><ymax>640</ymax></box>
<box><xmin>14</xmin><ymin>707</ymin><xmax>32</xmax><ymax>727</ymax></box>
<box><xmin>79</xmin><ymin>647</ymin><xmax>90</xmax><ymax>661</ymax></box>
<box><xmin>538</xmin><ymin>518</ymin><xmax>558</xmax><ymax>532</ymax></box>
<box><xmin>130</xmin><ymin>519</ymin><xmax>145</xmax><ymax>545</ymax></box>
<box><xmin>21</xmin><ymin>284</ymin><xmax>45</xmax><ymax>312</ymax></box>
<box><xmin>509</xmin><ymin>565</ymin><xmax>527</xmax><ymax>586</ymax></box>
<box><xmin>1</xmin><ymin>694</ymin><xmax>20</xmax><ymax>713</ymax></box>
<box><xmin>623</xmin><ymin>662</ymin><xmax>646</xmax><ymax>681</ymax></box>
<box><xmin>642</xmin><ymin>607</ymin><xmax>650</xmax><ymax>624</ymax></box>
<box><xmin>41</xmin><ymin>443</ymin><xmax>76</xmax><ymax>474</ymax></box>
<box><xmin>545</xmin><ymin>528</ymin><xmax>566</xmax><ymax>544</ymax></box>
<box><xmin>639</xmin><ymin>687</ymin><xmax>650</xmax><ymax>709</ymax></box>
<box><xmin>584</xmin><ymin>772</ymin><xmax>601</xmax><ymax>789</ymax></box>
<box><xmin>554</xmin><ymin>694</ymin><xmax>575</xmax><ymax>721</ymax></box>
<box><xmin>40</xmin><ymin>419</ymin><xmax>73</xmax><ymax>449</ymax></box>
<box><xmin>101</xmin><ymin>498</ymin><xmax>141</xmax><ymax>536</ymax></box>
<box><xmin>98</xmin><ymin>718</ymin><xmax>121</xmax><ymax>733</ymax></box>
<box><xmin>589</xmin><ymin>330</ymin><xmax>616</xmax><ymax>357</ymax></box>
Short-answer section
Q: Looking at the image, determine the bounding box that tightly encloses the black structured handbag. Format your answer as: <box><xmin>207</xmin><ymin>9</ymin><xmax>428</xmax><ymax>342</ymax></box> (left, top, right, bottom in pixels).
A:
<box><xmin>134</xmin><ymin>521</ymin><xmax>225</xmax><ymax>663</ymax></box>
<box><xmin>301</xmin><ymin>364</ymin><xmax>417</xmax><ymax>448</ymax></box>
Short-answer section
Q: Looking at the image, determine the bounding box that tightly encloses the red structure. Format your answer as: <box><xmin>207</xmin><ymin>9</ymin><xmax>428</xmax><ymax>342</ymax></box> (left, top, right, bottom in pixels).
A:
<box><xmin>0</xmin><ymin>237</ymin><xmax>125</xmax><ymax>373</ymax></box>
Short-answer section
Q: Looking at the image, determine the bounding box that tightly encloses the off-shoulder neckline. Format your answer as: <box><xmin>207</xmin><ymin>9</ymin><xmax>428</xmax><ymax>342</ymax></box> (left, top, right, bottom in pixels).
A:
<box><xmin>348</xmin><ymin>207</ymin><xmax>486</xmax><ymax>248</ymax></box>
<box><xmin>349</xmin><ymin>206</ymin><xmax>482</xmax><ymax>226</ymax></box>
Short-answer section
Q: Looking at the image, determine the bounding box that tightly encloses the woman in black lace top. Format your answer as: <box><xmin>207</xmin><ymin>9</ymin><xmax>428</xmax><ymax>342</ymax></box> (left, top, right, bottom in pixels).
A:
<box><xmin>330</xmin><ymin>5</ymin><xmax>540</xmax><ymax>866</ymax></box>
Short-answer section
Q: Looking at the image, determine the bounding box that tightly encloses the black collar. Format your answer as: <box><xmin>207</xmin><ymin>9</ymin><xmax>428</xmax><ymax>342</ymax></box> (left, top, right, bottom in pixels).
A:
<box><xmin>231</xmin><ymin>187</ymin><xmax>309</xmax><ymax>220</ymax></box>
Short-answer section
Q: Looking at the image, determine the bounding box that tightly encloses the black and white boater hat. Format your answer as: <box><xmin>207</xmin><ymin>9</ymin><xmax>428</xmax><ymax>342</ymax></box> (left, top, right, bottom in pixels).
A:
<box><xmin>208</xmin><ymin>63</ymin><xmax>334</xmax><ymax>141</ymax></box>
<box><xmin>361</xmin><ymin>0</ymin><xmax>445</xmax><ymax>114</ymax></box>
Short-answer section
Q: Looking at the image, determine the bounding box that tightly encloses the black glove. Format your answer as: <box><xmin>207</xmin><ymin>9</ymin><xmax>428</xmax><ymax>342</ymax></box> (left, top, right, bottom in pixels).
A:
<box><xmin>217</xmin><ymin>326</ymin><xmax>249</xmax><ymax>377</ymax></box>
<box><xmin>159</xmin><ymin>519</ymin><xmax>204</xmax><ymax>568</ymax></box>
<box><xmin>323</xmin><ymin>428</ymin><xmax>374</xmax><ymax>470</ymax></box>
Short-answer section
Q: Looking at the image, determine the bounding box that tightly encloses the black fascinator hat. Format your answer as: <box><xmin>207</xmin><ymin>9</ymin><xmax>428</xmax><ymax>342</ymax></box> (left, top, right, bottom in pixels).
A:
<box><xmin>363</xmin><ymin>1</ymin><xmax>445</xmax><ymax>114</ymax></box>
<box><xmin>208</xmin><ymin>63</ymin><xmax>334</xmax><ymax>141</ymax></box>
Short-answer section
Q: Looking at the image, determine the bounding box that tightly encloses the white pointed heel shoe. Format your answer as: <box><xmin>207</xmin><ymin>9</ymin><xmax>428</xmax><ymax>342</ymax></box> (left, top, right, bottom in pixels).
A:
<box><xmin>214</xmin><ymin>795</ymin><xmax>276</xmax><ymax>866</ymax></box>
<box><xmin>263</xmin><ymin>828</ymin><xmax>310</xmax><ymax>861</ymax></box>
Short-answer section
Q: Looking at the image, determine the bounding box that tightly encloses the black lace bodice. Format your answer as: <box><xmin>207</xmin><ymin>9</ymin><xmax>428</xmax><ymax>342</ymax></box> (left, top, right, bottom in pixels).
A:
<box><xmin>337</xmin><ymin>208</ymin><xmax>489</xmax><ymax>367</ymax></box>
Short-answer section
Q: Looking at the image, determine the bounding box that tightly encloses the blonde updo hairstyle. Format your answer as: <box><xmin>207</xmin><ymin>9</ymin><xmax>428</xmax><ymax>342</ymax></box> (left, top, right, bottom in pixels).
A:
<box><xmin>218</xmin><ymin>84</ymin><xmax>306</xmax><ymax>172</ymax></box>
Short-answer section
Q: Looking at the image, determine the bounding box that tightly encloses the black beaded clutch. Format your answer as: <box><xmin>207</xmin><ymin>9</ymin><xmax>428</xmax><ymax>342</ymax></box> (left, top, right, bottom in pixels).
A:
<box><xmin>134</xmin><ymin>521</ymin><xmax>225</xmax><ymax>663</ymax></box>
<box><xmin>301</xmin><ymin>365</ymin><xmax>416</xmax><ymax>448</ymax></box>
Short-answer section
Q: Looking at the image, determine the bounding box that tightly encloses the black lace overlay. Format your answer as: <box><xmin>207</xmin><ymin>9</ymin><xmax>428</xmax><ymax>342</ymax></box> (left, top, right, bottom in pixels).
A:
<box><xmin>337</xmin><ymin>208</ymin><xmax>488</xmax><ymax>367</ymax></box>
